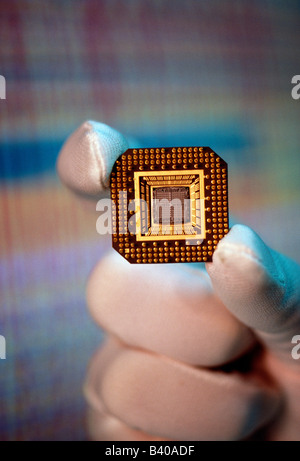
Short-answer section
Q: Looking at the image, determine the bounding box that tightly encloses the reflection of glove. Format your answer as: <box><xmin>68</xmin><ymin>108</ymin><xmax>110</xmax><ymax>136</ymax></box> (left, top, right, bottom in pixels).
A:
<box><xmin>57</xmin><ymin>121</ymin><xmax>300</xmax><ymax>441</ymax></box>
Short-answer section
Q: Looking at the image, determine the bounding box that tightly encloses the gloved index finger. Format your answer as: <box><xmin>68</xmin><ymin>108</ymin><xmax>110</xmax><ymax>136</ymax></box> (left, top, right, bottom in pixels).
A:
<box><xmin>57</xmin><ymin>121</ymin><xmax>129</xmax><ymax>198</ymax></box>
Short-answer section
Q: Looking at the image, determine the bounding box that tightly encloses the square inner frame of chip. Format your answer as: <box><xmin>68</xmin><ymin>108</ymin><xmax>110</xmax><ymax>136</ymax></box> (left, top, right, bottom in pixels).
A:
<box><xmin>110</xmin><ymin>147</ymin><xmax>228</xmax><ymax>264</ymax></box>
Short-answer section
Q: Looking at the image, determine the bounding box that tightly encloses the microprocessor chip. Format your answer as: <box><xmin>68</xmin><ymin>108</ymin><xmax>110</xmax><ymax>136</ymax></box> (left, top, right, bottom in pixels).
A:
<box><xmin>110</xmin><ymin>147</ymin><xmax>228</xmax><ymax>263</ymax></box>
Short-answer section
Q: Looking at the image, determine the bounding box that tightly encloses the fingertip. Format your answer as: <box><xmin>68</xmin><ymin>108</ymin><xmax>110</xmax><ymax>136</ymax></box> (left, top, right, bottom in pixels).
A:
<box><xmin>207</xmin><ymin>224</ymin><xmax>280</xmax><ymax>284</ymax></box>
<box><xmin>206</xmin><ymin>224</ymin><xmax>286</xmax><ymax>332</ymax></box>
<box><xmin>57</xmin><ymin>120</ymin><xmax>128</xmax><ymax>198</ymax></box>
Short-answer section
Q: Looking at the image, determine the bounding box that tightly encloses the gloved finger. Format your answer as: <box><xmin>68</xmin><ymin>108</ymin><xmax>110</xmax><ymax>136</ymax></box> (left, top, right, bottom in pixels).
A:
<box><xmin>86</xmin><ymin>407</ymin><xmax>168</xmax><ymax>441</ymax></box>
<box><xmin>87</xmin><ymin>250</ymin><xmax>255</xmax><ymax>367</ymax></box>
<box><xmin>85</xmin><ymin>337</ymin><xmax>165</xmax><ymax>440</ymax></box>
<box><xmin>84</xmin><ymin>337</ymin><xmax>280</xmax><ymax>441</ymax></box>
<box><xmin>57</xmin><ymin>121</ymin><xmax>128</xmax><ymax>199</ymax></box>
<box><xmin>206</xmin><ymin>224</ymin><xmax>300</xmax><ymax>365</ymax></box>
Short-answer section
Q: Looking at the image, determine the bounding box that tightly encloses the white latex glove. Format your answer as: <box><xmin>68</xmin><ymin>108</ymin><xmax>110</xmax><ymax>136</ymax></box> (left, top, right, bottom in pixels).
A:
<box><xmin>57</xmin><ymin>121</ymin><xmax>300</xmax><ymax>441</ymax></box>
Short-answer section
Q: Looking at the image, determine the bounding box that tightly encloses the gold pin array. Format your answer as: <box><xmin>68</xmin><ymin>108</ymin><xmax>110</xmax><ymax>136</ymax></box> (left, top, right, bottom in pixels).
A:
<box><xmin>110</xmin><ymin>147</ymin><xmax>228</xmax><ymax>264</ymax></box>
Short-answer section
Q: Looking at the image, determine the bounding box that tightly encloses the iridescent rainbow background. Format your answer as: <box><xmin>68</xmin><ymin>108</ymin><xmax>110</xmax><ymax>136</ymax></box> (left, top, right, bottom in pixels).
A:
<box><xmin>0</xmin><ymin>0</ymin><xmax>300</xmax><ymax>440</ymax></box>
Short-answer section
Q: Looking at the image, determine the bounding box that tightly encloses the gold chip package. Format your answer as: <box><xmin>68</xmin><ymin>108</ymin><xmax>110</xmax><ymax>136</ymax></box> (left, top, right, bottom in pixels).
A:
<box><xmin>110</xmin><ymin>147</ymin><xmax>228</xmax><ymax>264</ymax></box>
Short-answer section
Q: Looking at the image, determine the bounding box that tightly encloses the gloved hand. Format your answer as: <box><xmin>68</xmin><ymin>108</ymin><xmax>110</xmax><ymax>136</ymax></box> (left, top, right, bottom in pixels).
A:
<box><xmin>57</xmin><ymin>121</ymin><xmax>300</xmax><ymax>441</ymax></box>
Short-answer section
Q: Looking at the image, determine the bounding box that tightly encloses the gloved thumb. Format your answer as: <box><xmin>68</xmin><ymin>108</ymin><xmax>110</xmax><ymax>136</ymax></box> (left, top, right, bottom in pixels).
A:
<box><xmin>206</xmin><ymin>224</ymin><xmax>300</xmax><ymax>366</ymax></box>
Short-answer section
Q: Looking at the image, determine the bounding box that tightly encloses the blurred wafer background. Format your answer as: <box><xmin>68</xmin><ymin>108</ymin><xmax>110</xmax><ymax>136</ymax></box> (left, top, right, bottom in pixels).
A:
<box><xmin>0</xmin><ymin>0</ymin><xmax>299</xmax><ymax>440</ymax></box>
